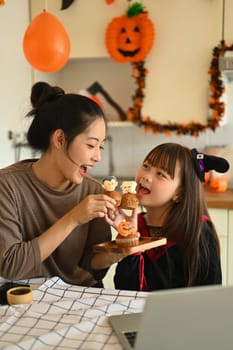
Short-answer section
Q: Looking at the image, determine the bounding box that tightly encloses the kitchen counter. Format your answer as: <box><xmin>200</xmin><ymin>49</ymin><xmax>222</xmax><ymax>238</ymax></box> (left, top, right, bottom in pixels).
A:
<box><xmin>204</xmin><ymin>187</ymin><xmax>233</xmax><ymax>209</ymax></box>
<box><xmin>203</xmin><ymin>187</ymin><xmax>233</xmax><ymax>286</ymax></box>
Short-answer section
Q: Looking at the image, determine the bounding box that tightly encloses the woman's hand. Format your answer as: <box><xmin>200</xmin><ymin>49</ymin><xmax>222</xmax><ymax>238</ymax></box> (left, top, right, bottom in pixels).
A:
<box><xmin>71</xmin><ymin>194</ymin><xmax>117</xmax><ymax>225</ymax></box>
<box><xmin>38</xmin><ymin>194</ymin><xmax>116</xmax><ymax>262</ymax></box>
<box><xmin>91</xmin><ymin>251</ymin><xmax>128</xmax><ymax>270</ymax></box>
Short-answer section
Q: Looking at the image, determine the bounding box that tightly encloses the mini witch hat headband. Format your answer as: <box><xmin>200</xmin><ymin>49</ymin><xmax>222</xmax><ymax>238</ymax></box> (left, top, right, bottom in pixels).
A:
<box><xmin>191</xmin><ymin>149</ymin><xmax>230</xmax><ymax>182</ymax></box>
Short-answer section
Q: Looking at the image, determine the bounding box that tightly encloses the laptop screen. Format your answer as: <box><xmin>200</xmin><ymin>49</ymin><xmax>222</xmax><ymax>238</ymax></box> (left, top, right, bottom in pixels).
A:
<box><xmin>109</xmin><ymin>285</ymin><xmax>233</xmax><ymax>350</ymax></box>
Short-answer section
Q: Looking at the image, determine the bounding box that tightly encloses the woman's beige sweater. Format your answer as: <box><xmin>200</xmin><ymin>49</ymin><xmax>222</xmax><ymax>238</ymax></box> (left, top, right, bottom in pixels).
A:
<box><xmin>0</xmin><ymin>160</ymin><xmax>111</xmax><ymax>286</ymax></box>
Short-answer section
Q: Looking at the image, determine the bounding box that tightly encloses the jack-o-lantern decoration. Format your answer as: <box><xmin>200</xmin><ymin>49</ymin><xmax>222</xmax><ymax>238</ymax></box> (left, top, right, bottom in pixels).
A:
<box><xmin>117</xmin><ymin>221</ymin><xmax>137</xmax><ymax>237</ymax></box>
<box><xmin>105</xmin><ymin>2</ymin><xmax>155</xmax><ymax>63</ymax></box>
<box><xmin>209</xmin><ymin>177</ymin><xmax>228</xmax><ymax>193</ymax></box>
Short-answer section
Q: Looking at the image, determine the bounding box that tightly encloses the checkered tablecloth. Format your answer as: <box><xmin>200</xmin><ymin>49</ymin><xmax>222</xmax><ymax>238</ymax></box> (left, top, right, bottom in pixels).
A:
<box><xmin>0</xmin><ymin>277</ymin><xmax>148</xmax><ymax>350</ymax></box>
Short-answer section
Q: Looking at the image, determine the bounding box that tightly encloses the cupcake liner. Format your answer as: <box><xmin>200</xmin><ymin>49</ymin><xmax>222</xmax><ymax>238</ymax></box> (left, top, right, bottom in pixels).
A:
<box><xmin>116</xmin><ymin>235</ymin><xmax>139</xmax><ymax>247</ymax></box>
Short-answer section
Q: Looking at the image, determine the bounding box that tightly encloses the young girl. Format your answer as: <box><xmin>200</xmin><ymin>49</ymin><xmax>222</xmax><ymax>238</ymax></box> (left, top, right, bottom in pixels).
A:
<box><xmin>108</xmin><ymin>142</ymin><xmax>229</xmax><ymax>291</ymax></box>
<box><xmin>0</xmin><ymin>81</ymin><xmax>120</xmax><ymax>287</ymax></box>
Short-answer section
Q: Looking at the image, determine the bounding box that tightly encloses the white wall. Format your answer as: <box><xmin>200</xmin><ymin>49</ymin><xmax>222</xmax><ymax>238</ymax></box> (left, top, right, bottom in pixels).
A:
<box><xmin>0</xmin><ymin>0</ymin><xmax>32</xmax><ymax>168</ymax></box>
<box><xmin>31</xmin><ymin>0</ymin><xmax>222</xmax><ymax>125</ymax></box>
<box><xmin>1</xmin><ymin>0</ymin><xmax>233</xmax><ymax>180</ymax></box>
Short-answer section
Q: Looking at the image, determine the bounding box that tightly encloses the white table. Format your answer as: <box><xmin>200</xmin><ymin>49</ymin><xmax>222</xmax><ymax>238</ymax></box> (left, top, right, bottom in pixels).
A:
<box><xmin>0</xmin><ymin>277</ymin><xmax>148</xmax><ymax>350</ymax></box>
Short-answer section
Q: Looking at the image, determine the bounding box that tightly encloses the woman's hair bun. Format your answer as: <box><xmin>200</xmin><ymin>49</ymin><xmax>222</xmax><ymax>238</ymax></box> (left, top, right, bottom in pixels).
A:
<box><xmin>28</xmin><ymin>82</ymin><xmax>65</xmax><ymax>115</ymax></box>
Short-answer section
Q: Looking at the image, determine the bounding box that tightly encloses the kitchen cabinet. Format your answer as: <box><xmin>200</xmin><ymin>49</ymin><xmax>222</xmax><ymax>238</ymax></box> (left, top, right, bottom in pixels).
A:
<box><xmin>228</xmin><ymin>210</ymin><xmax>233</xmax><ymax>285</ymax></box>
<box><xmin>208</xmin><ymin>208</ymin><xmax>229</xmax><ymax>286</ymax></box>
<box><xmin>206</xmin><ymin>189</ymin><xmax>233</xmax><ymax>286</ymax></box>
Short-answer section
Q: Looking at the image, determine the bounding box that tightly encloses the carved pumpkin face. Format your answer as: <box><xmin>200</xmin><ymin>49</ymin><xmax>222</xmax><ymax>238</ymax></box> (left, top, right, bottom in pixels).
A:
<box><xmin>105</xmin><ymin>12</ymin><xmax>155</xmax><ymax>63</ymax></box>
<box><xmin>117</xmin><ymin>221</ymin><xmax>137</xmax><ymax>237</ymax></box>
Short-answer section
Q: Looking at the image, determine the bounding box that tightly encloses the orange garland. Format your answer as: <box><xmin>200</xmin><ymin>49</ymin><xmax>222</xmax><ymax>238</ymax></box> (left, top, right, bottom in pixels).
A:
<box><xmin>126</xmin><ymin>40</ymin><xmax>229</xmax><ymax>137</ymax></box>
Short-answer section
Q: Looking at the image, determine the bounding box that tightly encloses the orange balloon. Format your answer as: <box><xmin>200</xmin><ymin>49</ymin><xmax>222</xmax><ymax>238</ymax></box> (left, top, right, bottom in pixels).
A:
<box><xmin>23</xmin><ymin>10</ymin><xmax>70</xmax><ymax>72</ymax></box>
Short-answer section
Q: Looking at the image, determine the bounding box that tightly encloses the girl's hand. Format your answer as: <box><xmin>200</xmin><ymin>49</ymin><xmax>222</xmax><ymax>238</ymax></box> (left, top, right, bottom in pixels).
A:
<box><xmin>105</xmin><ymin>207</ymin><xmax>138</xmax><ymax>230</ymax></box>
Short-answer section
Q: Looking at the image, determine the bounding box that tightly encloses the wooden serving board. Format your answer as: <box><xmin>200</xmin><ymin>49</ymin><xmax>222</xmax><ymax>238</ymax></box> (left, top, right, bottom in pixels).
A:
<box><xmin>94</xmin><ymin>237</ymin><xmax>167</xmax><ymax>255</ymax></box>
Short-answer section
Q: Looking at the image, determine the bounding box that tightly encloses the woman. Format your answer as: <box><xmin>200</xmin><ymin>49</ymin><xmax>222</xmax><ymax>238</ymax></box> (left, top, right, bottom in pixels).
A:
<box><xmin>107</xmin><ymin>143</ymin><xmax>229</xmax><ymax>291</ymax></box>
<box><xmin>0</xmin><ymin>81</ymin><xmax>119</xmax><ymax>287</ymax></box>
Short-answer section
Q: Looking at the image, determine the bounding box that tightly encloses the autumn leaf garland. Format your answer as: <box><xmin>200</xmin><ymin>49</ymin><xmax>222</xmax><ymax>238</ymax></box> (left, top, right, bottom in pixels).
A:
<box><xmin>125</xmin><ymin>40</ymin><xmax>229</xmax><ymax>137</ymax></box>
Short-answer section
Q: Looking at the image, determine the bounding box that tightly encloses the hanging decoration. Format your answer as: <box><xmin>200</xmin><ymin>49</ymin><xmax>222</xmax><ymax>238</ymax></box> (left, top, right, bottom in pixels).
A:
<box><xmin>207</xmin><ymin>1</ymin><xmax>228</xmax><ymax>133</ymax></box>
<box><xmin>105</xmin><ymin>1</ymin><xmax>154</xmax><ymax>124</ymax></box>
<box><xmin>105</xmin><ymin>1</ymin><xmax>155</xmax><ymax>63</ymax></box>
<box><xmin>105</xmin><ymin>0</ymin><xmax>226</xmax><ymax>137</ymax></box>
<box><xmin>125</xmin><ymin>43</ymin><xmax>226</xmax><ymax>137</ymax></box>
<box><xmin>23</xmin><ymin>10</ymin><xmax>70</xmax><ymax>73</ymax></box>
<box><xmin>0</xmin><ymin>0</ymin><xmax>5</xmax><ymax>6</ymax></box>
<box><xmin>208</xmin><ymin>40</ymin><xmax>229</xmax><ymax>127</ymax></box>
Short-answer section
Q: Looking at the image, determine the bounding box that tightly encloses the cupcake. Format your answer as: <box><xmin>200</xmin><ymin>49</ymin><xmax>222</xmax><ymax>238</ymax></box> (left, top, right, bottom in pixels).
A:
<box><xmin>105</xmin><ymin>190</ymin><xmax>122</xmax><ymax>206</ymax></box>
<box><xmin>120</xmin><ymin>181</ymin><xmax>139</xmax><ymax>209</ymax></box>
<box><xmin>115</xmin><ymin>221</ymin><xmax>140</xmax><ymax>248</ymax></box>
<box><xmin>120</xmin><ymin>192</ymin><xmax>139</xmax><ymax>209</ymax></box>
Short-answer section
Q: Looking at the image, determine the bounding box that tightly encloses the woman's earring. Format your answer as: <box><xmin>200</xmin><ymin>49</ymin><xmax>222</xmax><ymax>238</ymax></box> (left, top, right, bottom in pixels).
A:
<box><xmin>173</xmin><ymin>195</ymin><xmax>179</xmax><ymax>203</ymax></box>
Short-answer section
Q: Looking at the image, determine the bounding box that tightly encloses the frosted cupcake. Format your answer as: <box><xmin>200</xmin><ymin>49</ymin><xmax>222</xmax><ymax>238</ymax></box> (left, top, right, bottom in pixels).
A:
<box><xmin>115</xmin><ymin>221</ymin><xmax>140</xmax><ymax>248</ymax></box>
<box><xmin>102</xmin><ymin>175</ymin><xmax>122</xmax><ymax>206</ymax></box>
<box><xmin>120</xmin><ymin>181</ymin><xmax>139</xmax><ymax>209</ymax></box>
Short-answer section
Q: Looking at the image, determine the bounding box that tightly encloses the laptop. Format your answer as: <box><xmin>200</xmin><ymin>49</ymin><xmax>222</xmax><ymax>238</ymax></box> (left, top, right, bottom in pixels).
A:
<box><xmin>108</xmin><ymin>285</ymin><xmax>233</xmax><ymax>350</ymax></box>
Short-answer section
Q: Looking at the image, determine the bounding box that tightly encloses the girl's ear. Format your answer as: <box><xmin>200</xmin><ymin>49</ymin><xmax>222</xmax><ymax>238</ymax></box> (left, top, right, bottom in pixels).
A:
<box><xmin>52</xmin><ymin>129</ymin><xmax>64</xmax><ymax>149</ymax></box>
